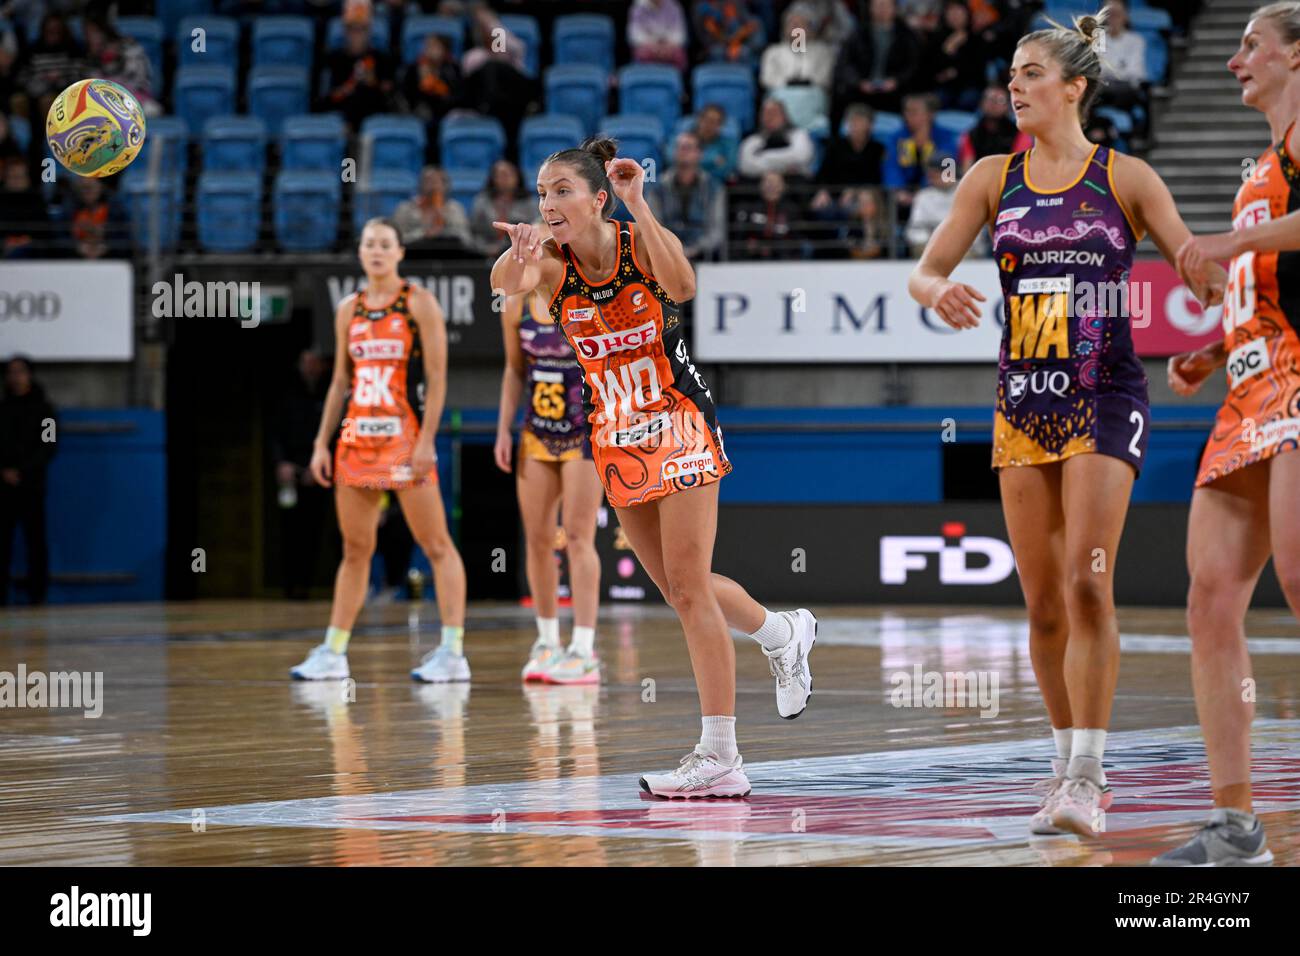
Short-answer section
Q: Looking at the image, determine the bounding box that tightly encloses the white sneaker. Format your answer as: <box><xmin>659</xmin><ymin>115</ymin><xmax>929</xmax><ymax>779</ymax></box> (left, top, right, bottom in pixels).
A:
<box><xmin>521</xmin><ymin>639</ymin><xmax>562</xmax><ymax>682</ymax></box>
<box><xmin>1029</xmin><ymin>758</ymin><xmax>1069</xmax><ymax>835</ymax></box>
<box><xmin>638</xmin><ymin>746</ymin><xmax>751</xmax><ymax>799</ymax></box>
<box><xmin>411</xmin><ymin>645</ymin><xmax>471</xmax><ymax>683</ymax></box>
<box><xmin>290</xmin><ymin>643</ymin><xmax>350</xmax><ymax>680</ymax></box>
<box><xmin>763</xmin><ymin>608</ymin><xmax>816</xmax><ymax>719</ymax></box>
<box><xmin>542</xmin><ymin>646</ymin><xmax>601</xmax><ymax>685</ymax></box>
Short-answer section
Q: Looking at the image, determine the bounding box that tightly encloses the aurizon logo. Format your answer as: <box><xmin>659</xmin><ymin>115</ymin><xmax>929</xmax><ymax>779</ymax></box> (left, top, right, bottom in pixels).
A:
<box><xmin>573</xmin><ymin>320</ymin><xmax>657</xmax><ymax>360</ymax></box>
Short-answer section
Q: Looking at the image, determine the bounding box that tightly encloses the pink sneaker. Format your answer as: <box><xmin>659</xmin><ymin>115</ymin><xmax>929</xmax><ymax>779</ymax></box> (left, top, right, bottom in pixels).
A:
<box><xmin>638</xmin><ymin>746</ymin><xmax>751</xmax><ymax>799</ymax></box>
<box><xmin>1051</xmin><ymin>777</ymin><xmax>1107</xmax><ymax>837</ymax></box>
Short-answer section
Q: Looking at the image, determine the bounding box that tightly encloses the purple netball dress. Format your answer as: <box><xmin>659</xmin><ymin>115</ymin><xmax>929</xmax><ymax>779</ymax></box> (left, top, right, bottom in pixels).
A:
<box><xmin>518</xmin><ymin>305</ymin><xmax>591</xmax><ymax>462</ymax></box>
<box><xmin>990</xmin><ymin>143</ymin><xmax>1150</xmax><ymax>474</ymax></box>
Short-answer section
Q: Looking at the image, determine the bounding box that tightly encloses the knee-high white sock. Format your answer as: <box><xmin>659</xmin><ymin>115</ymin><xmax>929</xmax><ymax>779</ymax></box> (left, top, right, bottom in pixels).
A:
<box><xmin>700</xmin><ymin>715</ymin><xmax>738</xmax><ymax>763</ymax></box>
<box><xmin>1068</xmin><ymin>728</ymin><xmax>1107</xmax><ymax>786</ymax></box>
<box><xmin>747</xmin><ymin>609</ymin><xmax>792</xmax><ymax>652</ymax></box>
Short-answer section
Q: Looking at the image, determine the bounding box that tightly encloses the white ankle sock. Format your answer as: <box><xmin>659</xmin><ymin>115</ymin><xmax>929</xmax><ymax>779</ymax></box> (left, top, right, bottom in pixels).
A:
<box><xmin>571</xmin><ymin>625</ymin><xmax>595</xmax><ymax>655</ymax></box>
<box><xmin>1068</xmin><ymin>728</ymin><xmax>1107</xmax><ymax>786</ymax></box>
<box><xmin>536</xmin><ymin>617</ymin><xmax>559</xmax><ymax>646</ymax></box>
<box><xmin>1052</xmin><ymin>727</ymin><xmax>1072</xmax><ymax>761</ymax></box>
<box><xmin>700</xmin><ymin>715</ymin><xmax>738</xmax><ymax>763</ymax></box>
<box><xmin>748</xmin><ymin>609</ymin><xmax>792</xmax><ymax>652</ymax></box>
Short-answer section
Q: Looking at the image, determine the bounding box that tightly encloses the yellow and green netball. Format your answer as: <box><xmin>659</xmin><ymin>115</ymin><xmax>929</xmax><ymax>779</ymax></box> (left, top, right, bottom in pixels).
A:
<box><xmin>46</xmin><ymin>78</ymin><xmax>148</xmax><ymax>178</ymax></box>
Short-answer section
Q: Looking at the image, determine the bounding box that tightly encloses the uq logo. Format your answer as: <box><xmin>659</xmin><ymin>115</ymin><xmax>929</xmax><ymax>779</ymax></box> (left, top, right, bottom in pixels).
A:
<box><xmin>880</xmin><ymin>524</ymin><xmax>1016</xmax><ymax>585</ymax></box>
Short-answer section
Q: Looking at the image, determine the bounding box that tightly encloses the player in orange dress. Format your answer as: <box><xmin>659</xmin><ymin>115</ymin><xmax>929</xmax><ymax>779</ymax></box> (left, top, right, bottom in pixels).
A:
<box><xmin>1157</xmin><ymin>2</ymin><xmax>1300</xmax><ymax>866</ymax></box>
<box><xmin>290</xmin><ymin>217</ymin><xmax>470</xmax><ymax>685</ymax></box>
<box><xmin>491</xmin><ymin>138</ymin><xmax>817</xmax><ymax>798</ymax></box>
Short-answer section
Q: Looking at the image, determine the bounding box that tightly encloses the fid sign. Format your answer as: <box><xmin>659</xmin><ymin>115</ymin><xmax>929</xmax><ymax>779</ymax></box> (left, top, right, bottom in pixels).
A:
<box><xmin>880</xmin><ymin>524</ymin><xmax>1017</xmax><ymax>586</ymax></box>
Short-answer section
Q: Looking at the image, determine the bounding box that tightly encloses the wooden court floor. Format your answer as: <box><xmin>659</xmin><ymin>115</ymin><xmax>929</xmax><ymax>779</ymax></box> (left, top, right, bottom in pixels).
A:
<box><xmin>1</xmin><ymin>600</ymin><xmax>1297</xmax><ymax>866</ymax></box>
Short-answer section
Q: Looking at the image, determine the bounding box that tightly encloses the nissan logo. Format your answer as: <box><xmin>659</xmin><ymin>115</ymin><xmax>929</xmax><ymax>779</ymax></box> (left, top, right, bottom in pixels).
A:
<box><xmin>0</xmin><ymin>291</ymin><xmax>61</xmax><ymax>321</ymax></box>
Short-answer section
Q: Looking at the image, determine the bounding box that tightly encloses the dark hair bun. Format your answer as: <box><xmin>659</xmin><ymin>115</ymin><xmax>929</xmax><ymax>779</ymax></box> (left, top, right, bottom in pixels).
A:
<box><xmin>1078</xmin><ymin>14</ymin><xmax>1100</xmax><ymax>38</ymax></box>
<box><xmin>579</xmin><ymin>136</ymin><xmax>619</xmax><ymax>165</ymax></box>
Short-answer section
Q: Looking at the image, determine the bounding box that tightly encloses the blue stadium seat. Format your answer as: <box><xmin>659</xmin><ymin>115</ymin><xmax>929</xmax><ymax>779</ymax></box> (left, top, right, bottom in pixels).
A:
<box><xmin>117</xmin><ymin>17</ymin><xmax>164</xmax><ymax>88</ymax></box>
<box><xmin>769</xmin><ymin>84</ymin><xmax>827</xmax><ymax>130</ymax></box>
<box><xmin>552</xmin><ymin>14</ymin><xmax>615</xmax><ymax>73</ymax></box>
<box><xmin>353</xmin><ymin>169</ymin><xmax>419</xmax><ymax>234</ymax></box>
<box><xmin>865</xmin><ymin>111</ymin><xmax>904</xmax><ymax>144</ymax></box>
<box><xmin>248</xmin><ymin>66</ymin><xmax>310</xmax><ymax>136</ymax></box>
<box><xmin>446</xmin><ymin>167</ymin><xmax>485</xmax><ymax>211</ymax></box>
<box><xmin>544</xmin><ymin>64</ymin><xmax>609</xmax><ymax>136</ymax></box>
<box><xmin>691</xmin><ymin>64</ymin><xmax>756</xmax><ymax>133</ymax></box>
<box><xmin>280</xmin><ymin>114</ymin><xmax>347</xmax><ymax>172</ymax></box>
<box><xmin>252</xmin><ymin>16</ymin><xmax>314</xmax><ymax>68</ymax></box>
<box><xmin>618</xmin><ymin>64</ymin><xmax>682</xmax><ymax>137</ymax></box>
<box><xmin>402</xmin><ymin>14</ymin><xmax>464</xmax><ymax>62</ymax></box>
<box><xmin>201</xmin><ymin>115</ymin><xmax>267</xmax><ymax>173</ymax></box>
<box><xmin>172</xmin><ymin>65</ymin><xmax>236</xmax><ymax>133</ymax></box>
<box><xmin>1129</xmin><ymin>8</ymin><xmax>1172</xmax><ymax>32</ymax></box>
<box><xmin>123</xmin><ymin>176</ymin><xmax>184</xmax><ymax>249</ymax></box>
<box><xmin>325</xmin><ymin>13</ymin><xmax>390</xmax><ymax>52</ymax></box>
<box><xmin>934</xmin><ymin>110</ymin><xmax>978</xmax><ymax>140</ymax></box>
<box><xmin>1141</xmin><ymin>30</ymin><xmax>1169</xmax><ymax>84</ymax></box>
<box><xmin>360</xmin><ymin>115</ymin><xmax>426</xmax><ymax>177</ymax></box>
<box><xmin>1095</xmin><ymin>106</ymin><xmax>1134</xmax><ymax>135</ymax></box>
<box><xmin>126</xmin><ymin>115</ymin><xmax>190</xmax><ymax>181</ymax></box>
<box><xmin>156</xmin><ymin>0</ymin><xmax>211</xmax><ymax>39</ymax></box>
<box><xmin>274</xmin><ymin>170</ymin><xmax>340</xmax><ymax>251</ymax></box>
<box><xmin>500</xmin><ymin>14</ymin><xmax>541</xmax><ymax>77</ymax></box>
<box><xmin>197</xmin><ymin>170</ymin><xmax>262</xmax><ymax>251</ymax></box>
<box><xmin>176</xmin><ymin>16</ymin><xmax>239</xmax><ymax>68</ymax></box>
<box><xmin>519</xmin><ymin>113</ymin><xmax>586</xmax><ymax>183</ymax></box>
<box><xmin>598</xmin><ymin>114</ymin><xmax>664</xmax><ymax>171</ymax></box>
<box><xmin>440</xmin><ymin>115</ymin><xmax>506</xmax><ymax>170</ymax></box>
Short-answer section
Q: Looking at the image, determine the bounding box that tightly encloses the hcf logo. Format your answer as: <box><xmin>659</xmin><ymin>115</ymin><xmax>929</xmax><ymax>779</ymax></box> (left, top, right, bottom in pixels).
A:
<box><xmin>573</xmin><ymin>320</ymin><xmax>657</xmax><ymax>359</ymax></box>
<box><xmin>880</xmin><ymin>522</ymin><xmax>1016</xmax><ymax>585</ymax></box>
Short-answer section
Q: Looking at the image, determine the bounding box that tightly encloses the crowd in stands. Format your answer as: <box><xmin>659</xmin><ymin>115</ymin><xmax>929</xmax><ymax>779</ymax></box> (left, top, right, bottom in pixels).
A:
<box><xmin>0</xmin><ymin>0</ymin><xmax>1198</xmax><ymax>262</ymax></box>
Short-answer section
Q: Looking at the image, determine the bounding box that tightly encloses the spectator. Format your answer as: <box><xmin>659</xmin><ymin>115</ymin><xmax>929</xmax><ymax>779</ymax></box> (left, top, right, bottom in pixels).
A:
<box><xmin>468</xmin><ymin>159</ymin><xmax>535</xmax><ymax>258</ymax></box>
<box><xmin>629</xmin><ymin>0</ymin><xmax>689</xmax><ymax>70</ymax></box>
<box><xmin>846</xmin><ymin>186</ymin><xmax>890</xmax><ymax>259</ymax></box>
<box><xmin>957</xmin><ymin>84</ymin><xmax>1031</xmax><ymax>173</ymax></box>
<box><xmin>814</xmin><ymin>102</ymin><xmax>884</xmax><ymax>187</ymax></box>
<box><xmin>19</xmin><ymin>14</ymin><xmax>85</xmax><ymax>124</ymax></box>
<box><xmin>832</xmin><ymin>0</ymin><xmax>921</xmax><ymax>121</ymax></box>
<box><xmin>734</xmin><ymin>170</ymin><xmax>802</xmax><ymax>259</ymax></box>
<box><xmin>739</xmin><ymin>97</ymin><xmax>814</xmax><ymax>178</ymax></box>
<box><xmin>1</xmin><ymin>159</ymin><xmax>49</xmax><ymax>258</ymax></box>
<box><xmin>83</xmin><ymin>10</ymin><xmax>157</xmax><ymax>116</ymax></box>
<box><xmin>393</xmin><ymin>165</ymin><xmax>472</xmax><ymax>248</ymax></box>
<box><xmin>322</xmin><ymin>12</ymin><xmax>396</xmax><ymax>131</ymax></box>
<box><xmin>648</xmin><ymin>130</ymin><xmax>726</xmax><ymax>261</ymax></box>
<box><xmin>62</xmin><ymin>175</ymin><xmax>125</xmax><ymax>259</ymax></box>
<box><xmin>403</xmin><ymin>34</ymin><xmax>461</xmax><ymax>162</ymax></box>
<box><xmin>760</xmin><ymin>6</ymin><xmax>835</xmax><ymax>95</ymax></box>
<box><xmin>1085</xmin><ymin>109</ymin><xmax>1121</xmax><ymax>151</ymax></box>
<box><xmin>459</xmin><ymin>4</ymin><xmax>537</xmax><ymax>156</ymax></box>
<box><xmin>931</xmin><ymin>1</ymin><xmax>987</xmax><ymax>111</ymax></box>
<box><xmin>693</xmin><ymin>102</ymin><xmax>739</xmax><ymax>182</ymax></box>
<box><xmin>906</xmin><ymin>151</ymin><xmax>985</xmax><ymax>256</ymax></box>
<box><xmin>789</xmin><ymin>0</ymin><xmax>858</xmax><ymax>52</ymax></box>
<box><xmin>272</xmin><ymin>349</ymin><xmax>332</xmax><ymax>600</ymax></box>
<box><xmin>885</xmin><ymin>93</ymin><xmax>955</xmax><ymax>207</ymax></box>
<box><xmin>902</xmin><ymin>0</ymin><xmax>941</xmax><ymax>39</ymax></box>
<box><xmin>694</xmin><ymin>0</ymin><xmax>764</xmax><ymax>63</ymax></box>
<box><xmin>1097</xmin><ymin>0</ymin><xmax>1150</xmax><ymax>141</ymax></box>
<box><xmin>0</xmin><ymin>355</ymin><xmax>56</xmax><ymax>606</ymax></box>
<box><xmin>0</xmin><ymin>111</ymin><xmax>26</xmax><ymax>169</ymax></box>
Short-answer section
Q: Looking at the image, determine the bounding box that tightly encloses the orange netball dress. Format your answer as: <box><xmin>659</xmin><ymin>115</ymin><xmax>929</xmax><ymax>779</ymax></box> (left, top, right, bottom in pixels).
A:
<box><xmin>1197</xmin><ymin>124</ymin><xmax>1300</xmax><ymax>486</ymax></box>
<box><xmin>548</xmin><ymin>220</ymin><xmax>731</xmax><ymax>508</ymax></box>
<box><xmin>334</xmin><ymin>280</ymin><xmax>436</xmax><ymax>489</ymax></box>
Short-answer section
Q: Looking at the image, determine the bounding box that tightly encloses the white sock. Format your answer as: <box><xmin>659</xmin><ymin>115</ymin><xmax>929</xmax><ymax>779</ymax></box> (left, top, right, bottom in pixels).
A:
<box><xmin>1052</xmin><ymin>727</ymin><xmax>1072</xmax><ymax>761</ymax></box>
<box><xmin>1068</xmin><ymin>728</ymin><xmax>1107</xmax><ymax>786</ymax></box>
<box><xmin>747</xmin><ymin>609</ymin><xmax>792</xmax><ymax>652</ymax></box>
<box><xmin>570</xmin><ymin>625</ymin><xmax>595</xmax><ymax>655</ymax></box>
<box><xmin>536</xmin><ymin>617</ymin><xmax>559</xmax><ymax>646</ymax></box>
<box><xmin>700</xmin><ymin>715</ymin><xmax>738</xmax><ymax>763</ymax></box>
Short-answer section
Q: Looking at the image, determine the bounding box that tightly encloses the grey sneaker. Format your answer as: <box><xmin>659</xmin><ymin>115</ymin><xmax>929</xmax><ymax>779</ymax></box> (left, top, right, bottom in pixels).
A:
<box><xmin>1151</xmin><ymin>808</ymin><xmax>1274</xmax><ymax>866</ymax></box>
